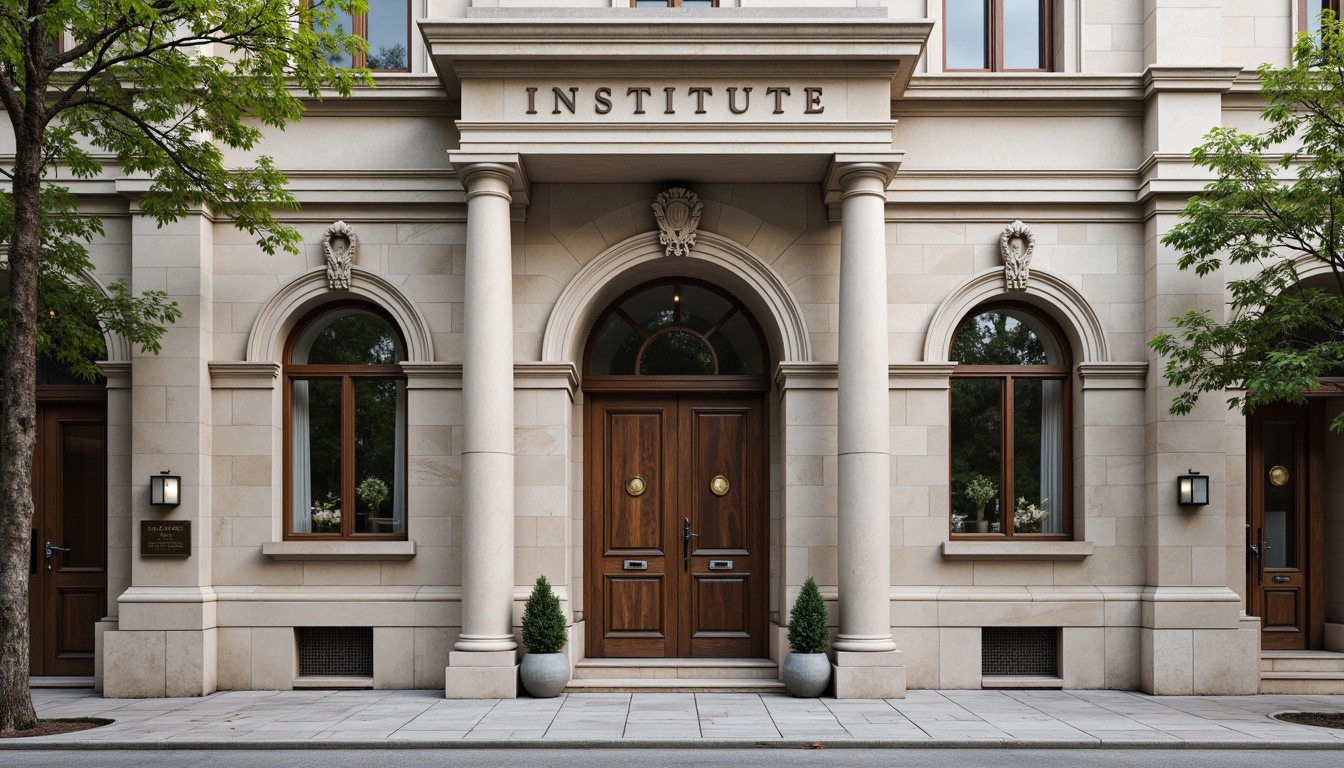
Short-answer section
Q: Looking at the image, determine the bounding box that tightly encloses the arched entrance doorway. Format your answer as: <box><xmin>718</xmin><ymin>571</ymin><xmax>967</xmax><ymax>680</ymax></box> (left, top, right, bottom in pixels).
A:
<box><xmin>583</xmin><ymin>279</ymin><xmax>770</xmax><ymax>658</ymax></box>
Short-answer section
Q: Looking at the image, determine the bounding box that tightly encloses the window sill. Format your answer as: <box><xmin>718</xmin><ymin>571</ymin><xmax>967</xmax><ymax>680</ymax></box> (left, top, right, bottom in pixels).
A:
<box><xmin>261</xmin><ymin>540</ymin><xmax>416</xmax><ymax>561</ymax></box>
<box><xmin>940</xmin><ymin>540</ymin><xmax>1093</xmax><ymax>561</ymax></box>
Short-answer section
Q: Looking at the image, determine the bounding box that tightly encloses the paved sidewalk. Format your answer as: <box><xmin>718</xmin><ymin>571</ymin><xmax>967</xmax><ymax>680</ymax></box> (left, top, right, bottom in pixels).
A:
<box><xmin>5</xmin><ymin>688</ymin><xmax>1344</xmax><ymax>749</ymax></box>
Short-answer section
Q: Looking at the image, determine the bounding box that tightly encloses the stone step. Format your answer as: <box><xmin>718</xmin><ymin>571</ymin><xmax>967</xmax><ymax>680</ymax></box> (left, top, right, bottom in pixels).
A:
<box><xmin>1260</xmin><ymin>651</ymin><xmax>1344</xmax><ymax>673</ymax></box>
<box><xmin>1260</xmin><ymin>671</ymin><xmax>1344</xmax><ymax>695</ymax></box>
<box><xmin>572</xmin><ymin>658</ymin><xmax>779</xmax><ymax>681</ymax></box>
<box><xmin>564</xmin><ymin>678</ymin><xmax>787</xmax><ymax>694</ymax></box>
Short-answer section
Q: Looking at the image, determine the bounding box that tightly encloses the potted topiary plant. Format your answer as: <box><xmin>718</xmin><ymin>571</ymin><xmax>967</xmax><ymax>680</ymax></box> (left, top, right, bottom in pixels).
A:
<box><xmin>519</xmin><ymin>575</ymin><xmax>570</xmax><ymax>698</ymax></box>
<box><xmin>782</xmin><ymin>576</ymin><xmax>830</xmax><ymax>697</ymax></box>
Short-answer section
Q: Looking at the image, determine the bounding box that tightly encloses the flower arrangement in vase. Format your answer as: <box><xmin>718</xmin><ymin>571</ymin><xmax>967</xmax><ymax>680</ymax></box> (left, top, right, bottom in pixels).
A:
<box><xmin>964</xmin><ymin>474</ymin><xmax>997</xmax><ymax>533</ymax></box>
<box><xmin>310</xmin><ymin>493</ymin><xmax>341</xmax><ymax>533</ymax></box>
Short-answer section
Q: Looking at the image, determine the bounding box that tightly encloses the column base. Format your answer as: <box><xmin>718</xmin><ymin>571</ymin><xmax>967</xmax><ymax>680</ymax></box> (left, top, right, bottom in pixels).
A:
<box><xmin>832</xmin><ymin>650</ymin><xmax>905</xmax><ymax>699</ymax></box>
<box><xmin>445</xmin><ymin>650</ymin><xmax>519</xmax><ymax>699</ymax></box>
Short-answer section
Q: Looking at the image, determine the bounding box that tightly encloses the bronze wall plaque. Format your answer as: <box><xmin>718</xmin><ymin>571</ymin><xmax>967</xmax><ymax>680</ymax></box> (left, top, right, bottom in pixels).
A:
<box><xmin>140</xmin><ymin>520</ymin><xmax>191</xmax><ymax>557</ymax></box>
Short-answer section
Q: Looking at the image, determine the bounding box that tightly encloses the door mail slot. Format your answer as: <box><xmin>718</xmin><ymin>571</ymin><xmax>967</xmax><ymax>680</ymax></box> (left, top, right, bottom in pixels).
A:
<box><xmin>708</xmin><ymin>560</ymin><xmax>733</xmax><ymax>570</ymax></box>
<box><xmin>623</xmin><ymin>560</ymin><xmax>648</xmax><ymax>570</ymax></box>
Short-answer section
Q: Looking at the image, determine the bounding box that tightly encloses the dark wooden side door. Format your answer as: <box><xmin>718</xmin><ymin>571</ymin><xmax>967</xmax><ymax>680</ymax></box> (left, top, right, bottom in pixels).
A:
<box><xmin>586</xmin><ymin>393</ymin><xmax>766</xmax><ymax>658</ymax></box>
<box><xmin>28</xmin><ymin>401</ymin><xmax>108</xmax><ymax>676</ymax></box>
<box><xmin>1248</xmin><ymin>404</ymin><xmax>1324</xmax><ymax>650</ymax></box>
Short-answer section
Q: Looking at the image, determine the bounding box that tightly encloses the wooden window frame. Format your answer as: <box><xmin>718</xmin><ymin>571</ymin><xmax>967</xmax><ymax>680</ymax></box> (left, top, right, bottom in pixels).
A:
<box><xmin>1301</xmin><ymin>1</ymin><xmax>1343</xmax><ymax>31</ymax></box>
<box><xmin>943</xmin><ymin>0</ymin><xmax>1052</xmax><ymax>73</ymax></box>
<box><xmin>309</xmin><ymin>0</ymin><xmax>412</xmax><ymax>73</ymax></box>
<box><xmin>948</xmin><ymin>304</ymin><xmax>1073</xmax><ymax>540</ymax></box>
<box><xmin>283</xmin><ymin>302</ymin><xmax>408</xmax><ymax>541</ymax></box>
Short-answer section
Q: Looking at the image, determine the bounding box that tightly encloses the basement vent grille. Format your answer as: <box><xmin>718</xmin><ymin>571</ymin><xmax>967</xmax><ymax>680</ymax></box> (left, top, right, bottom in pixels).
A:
<box><xmin>981</xmin><ymin>627</ymin><xmax>1058</xmax><ymax>677</ymax></box>
<box><xmin>298</xmin><ymin>627</ymin><xmax>373</xmax><ymax>677</ymax></box>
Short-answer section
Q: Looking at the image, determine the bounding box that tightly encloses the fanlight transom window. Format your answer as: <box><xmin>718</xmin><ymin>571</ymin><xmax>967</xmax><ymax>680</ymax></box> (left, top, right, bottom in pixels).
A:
<box><xmin>587</xmin><ymin>281</ymin><xmax>765</xmax><ymax>376</ymax></box>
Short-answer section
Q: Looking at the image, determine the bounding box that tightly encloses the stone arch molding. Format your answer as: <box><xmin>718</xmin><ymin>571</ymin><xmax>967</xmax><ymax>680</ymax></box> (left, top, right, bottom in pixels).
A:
<box><xmin>923</xmin><ymin>268</ymin><xmax>1110</xmax><ymax>364</ymax></box>
<box><xmin>81</xmin><ymin>268</ymin><xmax>131</xmax><ymax>363</ymax></box>
<box><xmin>246</xmin><ymin>266</ymin><xmax>434</xmax><ymax>363</ymax></box>
<box><xmin>542</xmin><ymin>231</ymin><xmax>812</xmax><ymax>365</ymax></box>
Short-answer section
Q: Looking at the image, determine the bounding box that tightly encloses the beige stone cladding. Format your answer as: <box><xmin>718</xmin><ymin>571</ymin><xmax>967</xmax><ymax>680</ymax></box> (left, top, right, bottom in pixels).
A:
<box><xmin>81</xmin><ymin>2</ymin><xmax>1344</xmax><ymax>698</ymax></box>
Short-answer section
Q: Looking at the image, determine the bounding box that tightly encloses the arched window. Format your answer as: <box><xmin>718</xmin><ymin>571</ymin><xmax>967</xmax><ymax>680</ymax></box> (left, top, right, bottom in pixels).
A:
<box><xmin>285</xmin><ymin>304</ymin><xmax>406</xmax><ymax>539</ymax></box>
<box><xmin>585</xmin><ymin>280</ymin><xmax>765</xmax><ymax>377</ymax></box>
<box><xmin>949</xmin><ymin>305</ymin><xmax>1070</xmax><ymax>538</ymax></box>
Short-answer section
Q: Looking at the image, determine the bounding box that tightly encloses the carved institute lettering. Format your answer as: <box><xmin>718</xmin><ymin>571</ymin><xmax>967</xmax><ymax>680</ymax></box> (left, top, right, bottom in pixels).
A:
<box><xmin>521</xmin><ymin>85</ymin><xmax>824</xmax><ymax>116</ymax></box>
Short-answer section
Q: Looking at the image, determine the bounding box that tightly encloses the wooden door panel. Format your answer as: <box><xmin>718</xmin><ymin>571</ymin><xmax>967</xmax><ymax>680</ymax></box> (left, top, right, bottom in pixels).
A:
<box><xmin>587</xmin><ymin>392</ymin><xmax>766</xmax><ymax>659</ymax></box>
<box><xmin>30</xmin><ymin>402</ymin><xmax>107</xmax><ymax>676</ymax></box>
<box><xmin>680</xmin><ymin>398</ymin><xmax>764</xmax><ymax>658</ymax></box>
<box><xmin>1248</xmin><ymin>406</ymin><xmax>1321</xmax><ymax>651</ymax></box>
<box><xmin>607</xmin><ymin>411</ymin><xmax>666</xmax><ymax>552</ymax></box>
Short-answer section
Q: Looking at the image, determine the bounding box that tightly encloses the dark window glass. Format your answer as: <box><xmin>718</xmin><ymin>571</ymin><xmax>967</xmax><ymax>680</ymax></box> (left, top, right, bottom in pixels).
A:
<box><xmin>586</xmin><ymin>281</ymin><xmax>765</xmax><ymax>376</ymax></box>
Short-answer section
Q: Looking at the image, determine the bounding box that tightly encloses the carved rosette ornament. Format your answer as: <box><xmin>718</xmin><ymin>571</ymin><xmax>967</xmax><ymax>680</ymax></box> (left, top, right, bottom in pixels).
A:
<box><xmin>653</xmin><ymin>187</ymin><xmax>703</xmax><ymax>258</ymax></box>
<box><xmin>999</xmin><ymin>220</ymin><xmax>1035</xmax><ymax>291</ymax></box>
<box><xmin>323</xmin><ymin>220</ymin><xmax>358</xmax><ymax>290</ymax></box>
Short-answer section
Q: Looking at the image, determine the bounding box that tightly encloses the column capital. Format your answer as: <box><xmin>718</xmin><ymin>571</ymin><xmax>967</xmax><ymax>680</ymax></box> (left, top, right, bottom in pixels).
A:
<box><xmin>449</xmin><ymin>152</ymin><xmax>531</xmax><ymax>209</ymax></box>
<box><xmin>823</xmin><ymin>153</ymin><xmax>901</xmax><ymax>219</ymax></box>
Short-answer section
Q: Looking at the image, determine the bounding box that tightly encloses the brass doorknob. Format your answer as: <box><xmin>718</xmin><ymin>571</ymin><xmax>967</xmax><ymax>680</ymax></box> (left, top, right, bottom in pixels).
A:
<box><xmin>626</xmin><ymin>475</ymin><xmax>647</xmax><ymax>497</ymax></box>
<box><xmin>710</xmin><ymin>475</ymin><xmax>729</xmax><ymax>497</ymax></box>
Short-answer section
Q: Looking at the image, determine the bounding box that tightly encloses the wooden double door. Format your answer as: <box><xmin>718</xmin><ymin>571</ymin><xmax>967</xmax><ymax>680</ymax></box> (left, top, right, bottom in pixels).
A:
<box><xmin>1247</xmin><ymin>404</ymin><xmax>1324</xmax><ymax>650</ymax></box>
<box><xmin>27</xmin><ymin>399</ymin><xmax>108</xmax><ymax>676</ymax></box>
<box><xmin>585</xmin><ymin>392</ymin><xmax>767</xmax><ymax>658</ymax></box>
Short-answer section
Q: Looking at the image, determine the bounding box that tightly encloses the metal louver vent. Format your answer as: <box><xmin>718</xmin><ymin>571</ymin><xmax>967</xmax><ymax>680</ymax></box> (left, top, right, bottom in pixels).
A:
<box><xmin>297</xmin><ymin>627</ymin><xmax>373</xmax><ymax>677</ymax></box>
<box><xmin>981</xmin><ymin>627</ymin><xmax>1058</xmax><ymax>677</ymax></box>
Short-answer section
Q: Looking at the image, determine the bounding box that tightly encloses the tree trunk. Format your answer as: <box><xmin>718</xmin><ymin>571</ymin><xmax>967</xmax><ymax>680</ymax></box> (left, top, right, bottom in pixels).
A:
<box><xmin>0</xmin><ymin>96</ymin><xmax>46</xmax><ymax>733</ymax></box>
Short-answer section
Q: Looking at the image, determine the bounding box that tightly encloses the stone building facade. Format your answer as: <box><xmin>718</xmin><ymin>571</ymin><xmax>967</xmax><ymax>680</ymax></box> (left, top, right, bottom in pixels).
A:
<box><xmin>19</xmin><ymin>1</ymin><xmax>1344</xmax><ymax>699</ymax></box>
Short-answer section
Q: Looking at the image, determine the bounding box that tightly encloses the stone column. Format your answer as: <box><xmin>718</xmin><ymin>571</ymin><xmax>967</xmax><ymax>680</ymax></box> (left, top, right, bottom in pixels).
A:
<box><xmin>445</xmin><ymin>156</ymin><xmax>524</xmax><ymax>698</ymax></box>
<box><xmin>828</xmin><ymin>156</ymin><xmax>905</xmax><ymax>698</ymax></box>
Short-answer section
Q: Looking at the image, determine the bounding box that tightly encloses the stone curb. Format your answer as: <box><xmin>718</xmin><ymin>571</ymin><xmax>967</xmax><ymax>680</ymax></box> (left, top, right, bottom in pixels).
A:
<box><xmin>3</xmin><ymin>738</ymin><xmax>1344</xmax><ymax>751</ymax></box>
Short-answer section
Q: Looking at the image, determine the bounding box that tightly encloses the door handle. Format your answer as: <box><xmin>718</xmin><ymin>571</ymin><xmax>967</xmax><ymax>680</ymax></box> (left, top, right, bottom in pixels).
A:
<box><xmin>682</xmin><ymin>517</ymin><xmax>698</xmax><ymax>570</ymax></box>
<box><xmin>44</xmin><ymin>540</ymin><xmax>70</xmax><ymax>569</ymax></box>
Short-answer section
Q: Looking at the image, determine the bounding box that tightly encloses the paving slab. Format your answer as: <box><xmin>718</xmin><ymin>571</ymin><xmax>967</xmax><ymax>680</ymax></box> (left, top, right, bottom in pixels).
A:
<box><xmin>3</xmin><ymin>688</ymin><xmax>1344</xmax><ymax>749</ymax></box>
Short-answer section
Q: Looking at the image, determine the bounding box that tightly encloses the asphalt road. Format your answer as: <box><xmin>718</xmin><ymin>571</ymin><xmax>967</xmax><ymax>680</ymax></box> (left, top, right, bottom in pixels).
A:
<box><xmin>2</xmin><ymin>749</ymin><xmax>1343</xmax><ymax>768</ymax></box>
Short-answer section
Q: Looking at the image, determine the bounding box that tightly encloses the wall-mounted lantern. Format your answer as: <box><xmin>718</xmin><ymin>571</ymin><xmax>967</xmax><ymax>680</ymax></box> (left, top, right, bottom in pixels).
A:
<box><xmin>149</xmin><ymin>470</ymin><xmax>181</xmax><ymax>507</ymax></box>
<box><xmin>1176</xmin><ymin>470</ymin><xmax>1209</xmax><ymax>507</ymax></box>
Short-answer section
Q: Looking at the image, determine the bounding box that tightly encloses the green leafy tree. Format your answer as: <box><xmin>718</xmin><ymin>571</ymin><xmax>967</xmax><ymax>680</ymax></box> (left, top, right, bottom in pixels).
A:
<box><xmin>787</xmin><ymin>577</ymin><xmax>828</xmax><ymax>654</ymax></box>
<box><xmin>0</xmin><ymin>0</ymin><xmax>369</xmax><ymax>733</ymax></box>
<box><xmin>1152</xmin><ymin>13</ymin><xmax>1344</xmax><ymax>431</ymax></box>
<box><xmin>521</xmin><ymin>576</ymin><xmax>567</xmax><ymax>654</ymax></box>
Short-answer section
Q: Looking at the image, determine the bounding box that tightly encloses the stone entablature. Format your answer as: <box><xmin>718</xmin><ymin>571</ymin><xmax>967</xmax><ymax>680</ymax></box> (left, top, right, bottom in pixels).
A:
<box><xmin>421</xmin><ymin>10</ymin><xmax>931</xmax><ymax>181</ymax></box>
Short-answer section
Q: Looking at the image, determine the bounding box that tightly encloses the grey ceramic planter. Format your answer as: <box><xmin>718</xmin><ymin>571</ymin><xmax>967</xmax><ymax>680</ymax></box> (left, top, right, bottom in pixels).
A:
<box><xmin>782</xmin><ymin>652</ymin><xmax>830</xmax><ymax>698</ymax></box>
<box><xmin>520</xmin><ymin>652</ymin><xmax>571</xmax><ymax>698</ymax></box>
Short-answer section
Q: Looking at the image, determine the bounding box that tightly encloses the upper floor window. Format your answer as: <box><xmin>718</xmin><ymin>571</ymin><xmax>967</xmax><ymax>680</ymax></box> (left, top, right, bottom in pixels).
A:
<box><xmin>1303</xmin><ymin>1</ymin><xmax>1342</xmax><ymax>34</ymax></box>
<box><xmin>949</xmin><ymin>305</ymin><xmax>1070</xmax><ymax>538</ymax></box>
<box><xmin>586</xmin><ymin>280</ymin><xmax>765</xmax><ymax>377</ymax></box>
<box><xmin>631</xmin><ymin>1</ymin><xmax>718</xmax><ymax>6</ymax></box>
<box><xmin>313</xmin><ymin>0</ymin><xmax>410</xmax><ymax>72</ymax></box>
<box><xmin>285</xmin><ymin>305</ymin><xmax>407</xmax><ymax>539</ymax></box>
<box><xmin>945</xmin><ymin>0</ymin><xmax>1051</xmax><ymax>72</ymax></box>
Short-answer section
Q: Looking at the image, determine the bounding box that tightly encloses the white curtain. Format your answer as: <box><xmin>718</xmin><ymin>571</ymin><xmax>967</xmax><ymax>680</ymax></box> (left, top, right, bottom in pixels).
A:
<box><xmin>292</xmin><ymin>380</ymin><xmax>313</xmax><ymax>533</ymax></box>
<box><xmin>1040</xmin><ymin>379</ymin><xmax>1065</xmax><ymax>533</ymax></box>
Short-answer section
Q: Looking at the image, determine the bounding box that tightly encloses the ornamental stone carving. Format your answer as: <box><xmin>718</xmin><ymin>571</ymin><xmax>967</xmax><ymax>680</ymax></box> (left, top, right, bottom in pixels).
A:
<box><xmin>653</xmin><ymin>187</ymin><xmax>703</xmax><ymax>257</ymax></box>
<box><xmin>999</xmin><ymin>220</ymin><xmax>1035</xmax><ymax>291</ymax></box>
<box><xmin>323</xmin><ymin>221</ymin><xmax>358</xmax><ymax>290</ymax></box>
